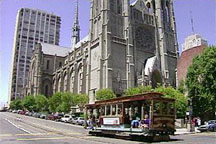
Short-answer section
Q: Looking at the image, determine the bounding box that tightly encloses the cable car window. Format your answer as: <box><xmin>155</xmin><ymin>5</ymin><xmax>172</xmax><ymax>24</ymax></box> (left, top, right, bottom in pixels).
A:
<box><xmin>117</xmin><ymin>104</ymin><xmax>123</xmax><ymax>115</ymax></box>
<box><xmin>153</xmin><ymin>101</ymin><xmax>160</xmax><ymax>115</ymax></box>
<box><xmin>101</xmin><ymin>106</ymin><xmax>105</xmax><ymax>116</ymax></box>
<box><xmin>112</xmin><ymin>105</ymin><xmax>116</xmax><ymax>115</ymax></box>
<box><xmin>106</xmin><ymin>105</ymin><xmax>111</xmax><ymax>115</ymax></box>
<box><xmin>168</xmin><ymin>102</ymin><xmax>175</xmax><ymax>115</ymax></box>
<box><xmin>162</xmin><ymin>102</ymin><xmax>168</xmax><ymax>115</ymax></box>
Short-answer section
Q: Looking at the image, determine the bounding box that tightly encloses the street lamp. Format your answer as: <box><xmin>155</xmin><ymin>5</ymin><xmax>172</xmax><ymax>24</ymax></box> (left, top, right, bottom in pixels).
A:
<box><xmin>189</xmin><ymin>98</ymin><xmax>193</xmax><ymax>132</ymax></box>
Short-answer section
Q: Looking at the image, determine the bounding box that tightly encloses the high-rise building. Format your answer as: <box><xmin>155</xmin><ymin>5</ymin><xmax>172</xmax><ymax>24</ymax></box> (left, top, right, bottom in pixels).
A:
<box><xmin>9</xmin><ymin>8</ymin><xmax>61</xmax><ymax>101</ymax></box>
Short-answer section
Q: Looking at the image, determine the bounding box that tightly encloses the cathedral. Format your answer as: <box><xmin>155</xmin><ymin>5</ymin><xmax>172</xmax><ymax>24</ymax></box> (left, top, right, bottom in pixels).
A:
<box><xmin>26</xmin><ymin>0</ymin><xmax>178</xmax><ymax>104</ymax></box>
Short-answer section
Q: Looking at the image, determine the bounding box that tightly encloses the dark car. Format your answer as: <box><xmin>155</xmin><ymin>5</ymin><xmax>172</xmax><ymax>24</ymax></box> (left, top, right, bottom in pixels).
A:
<box><xmin>198</xmin><ymin>120</ymin><xmax>216</xmax><ymax>132</ymax></box>
<box><xmin>48</xmin><ymin>113</ymin><xmax>64</xmax><ymax>121</ymax></box>
<box><xmin>20</xmin><ymin>110</ymin><xmax>26</xmax><ymax>115</ymax></box>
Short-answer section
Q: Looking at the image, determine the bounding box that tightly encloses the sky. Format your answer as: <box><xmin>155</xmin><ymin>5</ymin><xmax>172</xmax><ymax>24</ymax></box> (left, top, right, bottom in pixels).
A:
<box><xmin>0</xmin><ymin>0</ymin><xmax>215</xmax><ymax>107</ymax></box>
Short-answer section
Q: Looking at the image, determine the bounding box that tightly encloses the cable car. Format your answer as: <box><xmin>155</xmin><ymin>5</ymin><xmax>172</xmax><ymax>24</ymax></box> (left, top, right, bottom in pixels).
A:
<box><xmin>85</xmin><ymin>92</ymin><xmax>175</xmax><ymax>140</ymax></box>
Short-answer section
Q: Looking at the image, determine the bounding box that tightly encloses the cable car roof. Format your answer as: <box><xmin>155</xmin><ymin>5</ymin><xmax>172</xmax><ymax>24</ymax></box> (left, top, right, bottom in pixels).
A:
<box><xmin>86</xmin><ymin>92</ymin><xmax>175</xmax><ymax>107</ymax></box>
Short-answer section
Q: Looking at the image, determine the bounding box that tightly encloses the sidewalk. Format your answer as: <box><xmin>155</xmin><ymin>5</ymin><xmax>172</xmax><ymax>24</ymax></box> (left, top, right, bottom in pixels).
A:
<box><xmin>175</xmin><ymin>127</ymin><xmax>199</xmax><ymax>135</ymax></box>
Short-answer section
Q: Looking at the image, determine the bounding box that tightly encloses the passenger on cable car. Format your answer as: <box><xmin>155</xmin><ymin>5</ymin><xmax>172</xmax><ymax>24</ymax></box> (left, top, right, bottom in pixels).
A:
<box><xmin>139</xmin><ymin>114</ymin><xmax>150</xmax><ymax>129</ymax></box>
<box><xmin>131</xmin><ymin>108</ymin><xmax>141</xmax><ymax>128</ymax></box>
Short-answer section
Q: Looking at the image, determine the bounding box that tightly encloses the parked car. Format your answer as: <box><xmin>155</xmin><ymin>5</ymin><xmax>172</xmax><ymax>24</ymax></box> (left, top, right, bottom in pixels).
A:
<box><xmin>20</xmin><ymin>110</ymin><xmax>26</xmax><ymax>115</ymax></box>
<box><xmin>32</xmin><ymin>112</ymin><xmax>40</xmax><ymax>118</ymax></box>
<box><xmin>77</xmin><ymin>117</ymin><xmax>85</xmax><ymax>125</ymax></box>
<box><xmin>48</xmin><ymin>113</ymin><xmax>64</xmax><ymax>121</ymax></box>
<box><xmin>26</xmin><ymin>112</ymin><xmax>33</xmax><ymax>116</ymax></box>
<box><xmin>12</xmin><ymin>110</ymin><xmax>18</xmax><ymax>113</ymax></box>
<box><xmin>198</xmin><ymin>120</ymin><xmax>216</xmax><ymax>132</ymax></box>
<box><xmin>40</xmin><ymin>114</ymin><xmax>47</xmax><ymax>119</ymax></box>
<box><xmin>17</xmin><ymin>110</ymin><xmax>22</xmax><ymax>114</ymax></box>
<box><xmin>61</xmin><ymin>114</ymin><xmax>73</xmax><ymax>123</ymax></box>
<box><xmin>72</xmin><ymin>117</ymin><xmax>85</xmax><ymax>125</ymax></box>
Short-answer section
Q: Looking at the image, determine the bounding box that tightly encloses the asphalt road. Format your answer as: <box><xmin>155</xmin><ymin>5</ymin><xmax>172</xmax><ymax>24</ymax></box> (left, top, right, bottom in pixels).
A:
<box><xmin>0</xmin><ymin>112</ymin><xmax>215</xmax><ymax>144</ymax></box>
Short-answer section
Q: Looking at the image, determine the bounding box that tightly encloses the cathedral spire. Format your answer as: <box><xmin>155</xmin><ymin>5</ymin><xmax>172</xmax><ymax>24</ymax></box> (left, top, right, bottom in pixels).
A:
<box><xmin>71</xmin><ymin>0</ymin><xmax>80</xmax><ymax>48</ymax></box>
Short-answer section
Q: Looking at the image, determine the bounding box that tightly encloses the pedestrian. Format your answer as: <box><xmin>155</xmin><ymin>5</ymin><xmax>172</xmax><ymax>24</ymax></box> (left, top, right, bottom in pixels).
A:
<box><xmin>197</xmin><ymin>118</ymin><xmax>201</xmax><ymax>126</ymax></box>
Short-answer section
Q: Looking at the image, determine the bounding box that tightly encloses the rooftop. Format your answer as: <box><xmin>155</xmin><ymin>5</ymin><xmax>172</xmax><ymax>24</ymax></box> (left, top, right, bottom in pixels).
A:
<box><xmin>40</xmin><ymin>43</ymin><xmax>70</xmax><ymax>57</ymax></box>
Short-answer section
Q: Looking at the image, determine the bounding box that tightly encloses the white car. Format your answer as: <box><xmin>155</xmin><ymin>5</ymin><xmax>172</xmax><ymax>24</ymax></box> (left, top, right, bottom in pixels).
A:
<box><xmin>77</xmin><ymin>117</ymin><xmax>85</xmax><ymax>125</ymax></box>
<box><xmin>61</xmin><ymin>114</ymin><xmax>72</xmax><ymax>123</ymax></box>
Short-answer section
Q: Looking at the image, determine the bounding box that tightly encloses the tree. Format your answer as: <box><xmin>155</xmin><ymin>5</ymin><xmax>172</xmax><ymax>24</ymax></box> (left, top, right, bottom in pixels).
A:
<box><xmin>48</xmin><ymin>92</ymin><xmax>63</xmax><ymax>113</ymax></box>
<box><xmin>154</xmin><ymin>86</ymin><xmax>187</xmax><ymax>118</ymax></box>
<box><xmin>35</xmin><ymin>94</ymin><xmax>48</xmax><ymax>112</ymax></box>
<box><xmin>124</xmin><ymin>86</ymin><xmax>152</xmax><ymax>96</ymax></box>
<box><xmin>10</xmin><ymin>99</ymin><xmax>23</xmax><ymax>110</ymax></box>
<box><xmin>96</xmin><ymin>89</ymin><xmax>116</xmax><ymax>101</ymax></box>
<box><xmin>186</xmin><ymin>46</ymin><xmax>216</xmax><ymax>120</ymax></box>
<box><xmin>58</xmin><ymin>92</ymin><xmax>74</xmax><ymax>113</ymax></box>
<box><xmin>22</xmin><ymin>95</ymin><xmax>37</xmax><ymax>111</ymax></box>
<box><xmin>178</xmin><ymin>79</ymin><xmax>186</xmax><ymax>94</ymax></box>
<box><xmin>73</xmin><ymin>94</ymin><xmax>89</xmax><ymax>111</ymax></box>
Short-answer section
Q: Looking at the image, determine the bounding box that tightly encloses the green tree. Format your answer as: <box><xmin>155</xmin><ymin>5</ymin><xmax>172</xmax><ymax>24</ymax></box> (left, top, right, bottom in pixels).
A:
<box><xmin>10</xmin><ymin>99</ymin><xmax>23</xmax><ymax>110</ymax></box>
<box><xmin>35</xmin><ymin>94</ymin><xmax>48</xmax><ymax>112</ymax></box>
<box><xmin>58</xmin><ymin>92</ymin><xmax>74</xmax><ymax>113</ymax></box>
<box><xmin>186</xmin><ymin>46</ymin><xmax>216</xmax><ymax>120</ymax></box>
<box><xmin>124</xmin><ymin>86</ymin><xmax>152</xmax><ymax>95</ymax></box>
<box><xmin>73</xmin><ymin>94</ymin><xmax>89</xmax><ymax>111</ymax></box>
<box><xmin>48</xmin><ymin>92</ymin><xmax>63</xmax><ymax>113</ymax></box>
<box><xmin>178</xmin><ymin>79</ymin><xmax>185</xmax><ymax>94</ymax></box>
<box><xmin>22</xmin><ymin>95</ymin><xmax>37</xmax><ymax>111</ymax></box>
<box><xmin>96</xmin><ymin>89</ymin><xmax>116</xmax><ymax>101</ymax></box>
<box><xmin>154</xmin><ymin>86</ymin><xmax>187</xmax><ymax>118</ymax></box>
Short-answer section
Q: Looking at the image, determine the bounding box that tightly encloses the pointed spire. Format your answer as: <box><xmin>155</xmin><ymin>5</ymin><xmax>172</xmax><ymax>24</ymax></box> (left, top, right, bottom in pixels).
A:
<box><xmin>71</xmin><ymin>0</ymin><xmax>80</xmax><ymax>48</ymax></box>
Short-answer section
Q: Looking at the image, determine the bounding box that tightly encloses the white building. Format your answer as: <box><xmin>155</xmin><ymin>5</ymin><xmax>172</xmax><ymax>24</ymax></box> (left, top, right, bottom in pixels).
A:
<box><xmin>9</xmin><ymin>8</ymin><xmax>61</xmax><ymax>101</ymax></box>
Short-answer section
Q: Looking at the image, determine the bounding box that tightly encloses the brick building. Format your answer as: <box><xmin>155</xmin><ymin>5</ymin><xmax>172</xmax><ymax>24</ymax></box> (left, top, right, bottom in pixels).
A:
<box><xmin>177</xmin><ymin>34</ymin><xmax>207</xmax><ymax>87</ymax></box>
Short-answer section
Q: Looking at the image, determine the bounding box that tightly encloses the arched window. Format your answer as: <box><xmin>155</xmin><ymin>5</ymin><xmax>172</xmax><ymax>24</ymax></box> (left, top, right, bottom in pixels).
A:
<box><xmin>45</xmin><ymin>85</ymin><xmax>49</xmax><ymax>96</ymax></box>
<box><xmin>117</xmin><ymin>0</ymin><xmax>122</xmax><ymax>14</ymax></box>
<box><xmin>46</xmin><ymin>60</ymin><xmax>50</xmax><ymax>70</ymax></box>
<box><xmin>70</xmin><ymin>68</ymin><xmax>74</xmax><ymax>92</ymax></box>
<box><xmin>63</xmin><ymin>72</ymin><xmax>67</xmax><ymax>92</ymax></box>
<box><xmin>57</xmin><ymin>76</ymin><xmax>61</xmax><ymax>92</ymax></box>
<box><xmin>165</xmin><ymin>1</ymin><xmax>170</xmax><ymax>23</ymax></box>
<box><xmin>77</xmin><ymin>64</ymin><xmax>82</xmax><ymax>93</ymax></box>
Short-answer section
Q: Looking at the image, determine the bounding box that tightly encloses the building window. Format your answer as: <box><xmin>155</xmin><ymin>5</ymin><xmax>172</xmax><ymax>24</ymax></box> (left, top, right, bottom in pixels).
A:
<box><xmin>46</xmin><ymin>60</ymin><xmax>50</xmax><ymax>70</ymax></box>
<box><xmin>45</xmin><ymin>85</ymin><xmax>49</xmax><ymax>96</ymax></box>
<box><xmin>59</xmin><ymin>62</ymin><xmax>62</xmax><ymax>67</ymax></box>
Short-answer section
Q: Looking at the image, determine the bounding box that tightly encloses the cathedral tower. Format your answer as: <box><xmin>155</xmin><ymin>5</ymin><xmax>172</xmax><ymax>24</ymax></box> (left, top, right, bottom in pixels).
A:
<box><xmin>88</xmin><ymin>0</ymin><xmax>131</xmax><ymax>103</ymax></box>
<box><xmin>71</xmin><ymin>0</ymin><xmax>80</xmax><ymax>48</ymax></box>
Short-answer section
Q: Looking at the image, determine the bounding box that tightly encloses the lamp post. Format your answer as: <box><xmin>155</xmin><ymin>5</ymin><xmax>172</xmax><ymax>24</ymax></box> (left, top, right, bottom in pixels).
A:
<box><xmin>189</xmin><ymin>98</ymin><xmax>193</xmax><ymax>132</ymax></box>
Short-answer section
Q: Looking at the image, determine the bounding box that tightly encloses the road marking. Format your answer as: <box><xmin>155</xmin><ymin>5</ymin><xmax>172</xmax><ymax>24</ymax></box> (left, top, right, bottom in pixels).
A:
<box><xmin>66</xmin><ymin>132</ymin><xmax>82</xmax><ymax>135</ymax></box>
<box><xmin>0</xmin><ymin>134</ymin><xmax>13</xmax><ymax>137</ymax></box>
<box><xmin>4</xmin><ymin>118</ymin><xmax>32</xmax><ymax>134</ymax></box>
<box><xmin>15</xmin><ymin>132</ymin><xmax>57</xmax><ymax>136</ymax></box>
<box><xmin>16</xmin><ymin>136</ymin><xmax>73</xmax><ymax>141</ymax></box>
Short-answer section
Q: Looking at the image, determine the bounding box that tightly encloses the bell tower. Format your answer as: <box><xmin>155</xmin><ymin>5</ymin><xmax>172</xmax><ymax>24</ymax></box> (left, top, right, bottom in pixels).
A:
<box><xmin>154</xmin><ymin>0</ymin><xmax>178</xmax><ymax>86</ymax></box>
<box><xmin>88</xmin><ymin>0</ymin><xmax>131</xmax><ymax>103</ymax></box>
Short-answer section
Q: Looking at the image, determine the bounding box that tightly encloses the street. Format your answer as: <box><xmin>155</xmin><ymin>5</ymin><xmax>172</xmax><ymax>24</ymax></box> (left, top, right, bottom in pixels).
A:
<box><xmin>0</xmin><ymin>112</ymin><xmax>215</xmax><ymax>144</ymax></box>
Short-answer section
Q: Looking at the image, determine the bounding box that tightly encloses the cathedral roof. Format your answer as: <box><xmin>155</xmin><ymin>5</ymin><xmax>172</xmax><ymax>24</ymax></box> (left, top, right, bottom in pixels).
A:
<box><xmin>72</xmin><ymin>35</ymin><xmax>89</xmax><ymax>50</ymax></box>
<box><xmin>130</xmin><ymin>0</ymin><xmax>138</xmax><ymax>6</ymax></box>
<box><xmin>40</xmin><ymin>43</ymin><xmax>70</xmax><ymax>57</ymax></box>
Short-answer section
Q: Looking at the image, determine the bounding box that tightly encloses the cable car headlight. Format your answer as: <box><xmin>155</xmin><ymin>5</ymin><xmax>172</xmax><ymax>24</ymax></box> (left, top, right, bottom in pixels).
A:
<box><xmin>162</xmin><ymin>123</ymin><xmax>167</xmax><ymax>128</ymax></box>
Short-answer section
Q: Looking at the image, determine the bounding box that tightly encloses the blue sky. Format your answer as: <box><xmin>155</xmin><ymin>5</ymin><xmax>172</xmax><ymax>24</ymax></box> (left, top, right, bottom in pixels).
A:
<box><xmin>0</xmin><ymin>0</ymin><xmax>215</xmax><ymax>107</ymax></box>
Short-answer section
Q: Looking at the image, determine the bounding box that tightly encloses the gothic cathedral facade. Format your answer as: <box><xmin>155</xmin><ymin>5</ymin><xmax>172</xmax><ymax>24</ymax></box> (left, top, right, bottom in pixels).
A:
<box><xmin>27</xmin><ymin>0</ymin><xmax>178</xmax><ymax>104</ymax></box>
